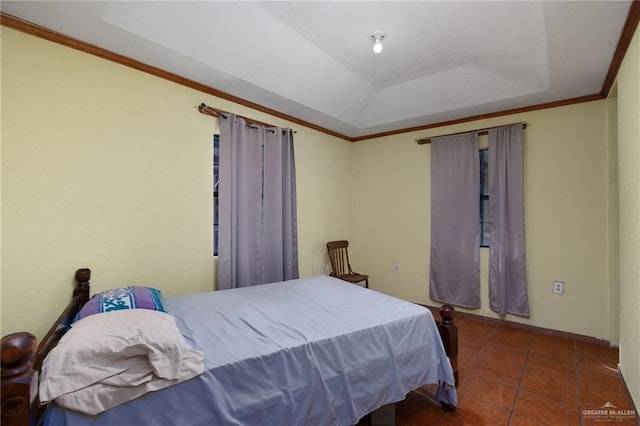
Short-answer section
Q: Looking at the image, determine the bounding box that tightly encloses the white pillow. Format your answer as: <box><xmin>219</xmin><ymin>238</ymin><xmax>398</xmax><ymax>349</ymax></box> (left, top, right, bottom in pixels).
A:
<box><xmin>40</xmin><ymin>309</ymin><xmax>204</xmax><ymax>415</ymax></box>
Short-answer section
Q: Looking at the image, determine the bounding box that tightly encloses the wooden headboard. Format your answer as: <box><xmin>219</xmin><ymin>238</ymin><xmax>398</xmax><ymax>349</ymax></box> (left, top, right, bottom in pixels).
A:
<box><xmin>1</xmin><ymin>268</ymin><xmax>91</xmax><ymax>426</ymax></box>
<box><xmin>0</xmin><ymin>268</ymin><xmax>459</xmax><ymax>424</ymax></box>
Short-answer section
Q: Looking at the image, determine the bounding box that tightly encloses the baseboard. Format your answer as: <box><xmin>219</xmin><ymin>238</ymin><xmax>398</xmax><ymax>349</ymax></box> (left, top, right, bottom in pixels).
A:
<box><xmin>617</xmin><ymin>367</ymin><xmax>640</xmax><ymax>425</ymax></box>
<box><xmin>420</xmin><ymin>303</ymin><xmax>612</xmax><ymax>347</ymax></box>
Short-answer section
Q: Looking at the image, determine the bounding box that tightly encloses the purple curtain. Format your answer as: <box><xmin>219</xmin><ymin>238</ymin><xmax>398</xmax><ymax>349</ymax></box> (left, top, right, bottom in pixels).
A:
<box><xmin>429</xmin><ymin>132</ymin><xmax>481</xmax><ymax>308</ymax></box>
<box><xmin>488</xmin><ymin>124</ymin><xmax>529</xmax><ymax>316</ymax></box>
<box><xmin>262</xmin><ymin>128</ymin><xmax>299</xmax><ymax>284</ymax></box>
<box><xmin>217</xmin><ymin>114</ymin><xmax>298</xmax><ymax>289</ymax></box>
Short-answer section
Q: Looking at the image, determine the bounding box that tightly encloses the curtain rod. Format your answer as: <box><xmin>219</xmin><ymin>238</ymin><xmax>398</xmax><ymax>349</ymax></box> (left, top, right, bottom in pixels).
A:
<box><xmin>198</xmin><ymin>103</ymin><xmax>276</xmax><ymax>128</ymax></box>
<box><xmin>415</xmin><ymin>122</ymin><xmax>527</xmax><ymax>145</ymax></box>
<box><xmin>199</xmin><ymin>103</ymin><xmax>296</xmax><ymax>135</ymax></box>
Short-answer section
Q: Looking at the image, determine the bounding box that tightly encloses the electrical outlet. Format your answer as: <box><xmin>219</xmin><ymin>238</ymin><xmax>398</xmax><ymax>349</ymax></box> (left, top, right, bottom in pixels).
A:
<box><xmin>553</xmin><ymin>281</ymin><xmax>564</xmax><ymax>295</ymax></box>
<box><xmin>321</xmin><ymin>264</ymin><xmax>327</xmax><ymax>275</ymax></box>
<box><xmin>394</xmin><ymin>264</ymin><xmax>400</xmax><ymax>273</ymax></box>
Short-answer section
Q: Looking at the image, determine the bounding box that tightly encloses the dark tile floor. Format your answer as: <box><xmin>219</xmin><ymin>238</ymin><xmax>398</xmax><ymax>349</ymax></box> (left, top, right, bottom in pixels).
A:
<box><xmin>383</xmin><ymin>313</ymin><xmax>638</xmax><ymax>425</ymax></box>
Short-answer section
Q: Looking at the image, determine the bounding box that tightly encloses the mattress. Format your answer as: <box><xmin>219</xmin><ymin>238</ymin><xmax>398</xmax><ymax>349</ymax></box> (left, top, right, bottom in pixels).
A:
<box><xmin>43</xmin><ymin>275</ymin><xmax>456</xmax><ymax>426</ymax></box>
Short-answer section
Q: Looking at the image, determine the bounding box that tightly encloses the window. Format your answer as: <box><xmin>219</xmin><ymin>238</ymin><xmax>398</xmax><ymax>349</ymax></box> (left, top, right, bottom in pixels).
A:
<box><xmin>479</xmin><ymin>148</ymin><xmax>489</xmax><ymax>247</ymax></box>
<box><xmin>213</xmin><ymin>134</ymin><xmax>219</xmax><ymax>256</ymax></box>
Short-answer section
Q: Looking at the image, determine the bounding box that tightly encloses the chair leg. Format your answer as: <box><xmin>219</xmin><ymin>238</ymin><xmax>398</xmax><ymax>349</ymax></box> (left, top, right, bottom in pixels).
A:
<box><xmin>365</xmin><ymin>279</ymin><xmax>369</xmax><ymax>288</ymax></box>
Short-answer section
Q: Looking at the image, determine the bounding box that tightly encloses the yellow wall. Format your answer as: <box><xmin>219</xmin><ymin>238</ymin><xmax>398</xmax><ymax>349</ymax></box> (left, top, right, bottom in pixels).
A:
<box><xmin>0</xmin><ymin>27</ymin><xmax>3</xmax><ymax>325</ymax></box>
<box><xmin>350</xmin><ymin>101</ymin><xmax>615</xmax><ymax>341</ymax></box>
<box><xmin>0</xmin><ymin>28</ymin><xmax>351</xmax><ymax>340</ymax></box>
<box><xmin>615</xmin><ymin>24</ymin><xmax>640</xmax><ymax>408</ymax></box>
<box><xmin>606</xmin><ymin>95</ymin><xmax>620</xmax><ymax>347</ymax></box>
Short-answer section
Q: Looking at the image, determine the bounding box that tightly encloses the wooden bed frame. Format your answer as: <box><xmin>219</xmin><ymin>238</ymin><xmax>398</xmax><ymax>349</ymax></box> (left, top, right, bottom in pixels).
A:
<box><xmin>1</xmin><ymin>268</ymin><xmax>458</xmax><ymax>426</ymax></box>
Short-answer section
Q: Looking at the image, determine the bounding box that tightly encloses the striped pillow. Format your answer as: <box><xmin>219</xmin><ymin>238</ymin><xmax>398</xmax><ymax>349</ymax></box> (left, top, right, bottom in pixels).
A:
<box><xmin>73</xmin><ymin>286</ymin><xmax>165</xmax><ymax>323</ymax></box>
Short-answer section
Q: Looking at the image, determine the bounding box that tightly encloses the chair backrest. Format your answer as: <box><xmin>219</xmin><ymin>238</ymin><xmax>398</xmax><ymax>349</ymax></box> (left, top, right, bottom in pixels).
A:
<box><xmin>327</xmin><ymin>240</ymin><xmax>352</xmax><ymax>276</ymax></box>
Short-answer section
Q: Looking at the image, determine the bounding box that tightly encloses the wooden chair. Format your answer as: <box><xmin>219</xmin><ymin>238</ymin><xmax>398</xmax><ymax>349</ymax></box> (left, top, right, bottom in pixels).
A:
<box><xmin>326</xmin><ymin>240</ymin><xmax>369</xmax><ymax>288</ymax></box>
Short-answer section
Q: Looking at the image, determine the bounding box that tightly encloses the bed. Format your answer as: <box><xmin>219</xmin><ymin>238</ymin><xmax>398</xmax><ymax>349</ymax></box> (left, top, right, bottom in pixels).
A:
<box><xmin>1</xmin><ymin>268</ymin><xmax>458</xmax><ymax>426</ymax></box>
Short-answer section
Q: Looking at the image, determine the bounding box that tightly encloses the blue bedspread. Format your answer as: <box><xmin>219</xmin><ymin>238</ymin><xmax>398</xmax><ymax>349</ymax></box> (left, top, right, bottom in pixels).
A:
<box><xmin>43</xmin><ymin>276</ymin><xmax>456</xmax><ymax>425</ymax></box>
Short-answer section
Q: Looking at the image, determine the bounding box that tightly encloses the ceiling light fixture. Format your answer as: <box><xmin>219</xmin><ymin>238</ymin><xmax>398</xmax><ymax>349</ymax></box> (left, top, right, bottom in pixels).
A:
<box><xmin>370</xmin><ymin>31</ymin><xmax>386</xmax><ymax>54</ymax></box>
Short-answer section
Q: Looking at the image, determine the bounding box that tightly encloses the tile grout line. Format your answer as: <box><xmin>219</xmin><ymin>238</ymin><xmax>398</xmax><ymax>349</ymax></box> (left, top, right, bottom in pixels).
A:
<box><xmin>506</xmin><ymin>332</ymin><xmax>534</xmax><ymax>425</ymax></box>
<box><xmin>574</xmin><ymin>339</ymin><xmax>584</xmax><ymax>426</ymax></box>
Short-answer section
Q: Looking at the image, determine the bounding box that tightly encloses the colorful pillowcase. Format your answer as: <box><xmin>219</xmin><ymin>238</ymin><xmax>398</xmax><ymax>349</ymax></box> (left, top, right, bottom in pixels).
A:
<box><xmin>73</xmin><ymin>286</ymin><xmax>166</xmax><ymax>323</ymax></box>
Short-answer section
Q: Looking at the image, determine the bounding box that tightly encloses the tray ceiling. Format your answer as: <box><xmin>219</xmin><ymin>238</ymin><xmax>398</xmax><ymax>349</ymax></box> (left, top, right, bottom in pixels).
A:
<box><xmin>1</xmin><ymin>1</ymin><xmax>633</xmax><ymax>138</ymax></box>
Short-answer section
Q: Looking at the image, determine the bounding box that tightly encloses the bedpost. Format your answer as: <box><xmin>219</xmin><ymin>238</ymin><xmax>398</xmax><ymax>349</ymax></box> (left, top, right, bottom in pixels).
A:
<box><xmin>1</xmin><ymin>332</ymin><xmax>38</xmax><ymax>426</ymax></box>
<box><xmin>1</xmin><ymin>268</ymin><xmax>92</xmax><ymax>426</ymax></box>
<box><xmin>73</xmin><ymin>268</ymin><xmax>91</xmax><ymax>305</ymax></box>
<box><xmin>438</xmin><ymin>304</ymin><xmax>459</xmax><ymax>387</ymax></box>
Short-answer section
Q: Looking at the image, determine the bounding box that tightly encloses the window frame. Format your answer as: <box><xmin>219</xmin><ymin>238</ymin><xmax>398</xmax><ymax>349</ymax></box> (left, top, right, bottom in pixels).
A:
<box><xmin>213</xmin><ymin>134</ymin><xmax>219</xmax><ymax>256</ymax></box>
<box><xmin>479</xmin><ymin>148</ymin><xmax>489</xmax><ymax>247</ymax></box>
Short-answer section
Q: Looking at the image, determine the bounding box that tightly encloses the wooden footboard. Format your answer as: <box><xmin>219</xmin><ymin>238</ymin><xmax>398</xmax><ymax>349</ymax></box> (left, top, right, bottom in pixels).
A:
<box><xmin>436</xmin><ymin>304</ymin><xmax>459</xmax><ymax>387</ymax></box>
<box><xmin>1</xmin><ymin>268</ymin><xmax>91</xmax><ymax>426</ymax></box>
